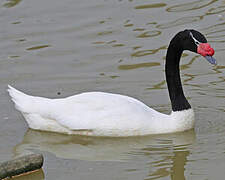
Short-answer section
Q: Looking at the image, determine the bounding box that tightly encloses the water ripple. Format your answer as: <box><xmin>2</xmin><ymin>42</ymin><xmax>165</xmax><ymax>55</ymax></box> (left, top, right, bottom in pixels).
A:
<box><xmin>112</xmin><ymin>43</ymin><xmax>125</xmax><ymax>47</ymax></box>
<box><xmin>213</xmin><ymin>66</ymin><xmax>225</xmax><ymax>74</ymax></box>
<box><xmin>131</xmin><ymin>46</ymin><xmax>167</xmax><ymax>57</ymax></box>
<box><xmin>26</xmin><ymin>45</ymin><xmax>51</xmax><ymax>51</ymax></box>
<box><xmin>201</xmin><ymin>22</ymin><xmax>225</xmax><ymax>43</ymax></box>
<box><xmin>209</xmin><ymin>76</ymin><xmax>225</xmax><ymax>85</ymax></box>
<box><xmin>118</xmin><ymin>62</ymin><xmax>160</xmax><ymax>70</ymax></box>
<box><xmin>146</xmin><ymin>80</ymin><xmax>166</xmax><ymax>90</ymax></box>
<box><xmin>206</xmin><ymin>5</ymin><xmax>225</xmax><ymax>15</ymax></box>
<box><xmin>203</xmin><ymin>22</ymin><xmax>225</xmax><ymax>35</ymax></box>
<box><xmin>97</xmin><ymin>31</ymin><xmax>113</xmax><ymax>36</ymax></box>
<box><xmin>180</xmin><ymin>56</ymin><xmax>198</xmax><ymax>70</ymax></box>
<box><xmin>124</xmin><ymin>20</ymin><xmax>133</xmax><ymax>27</ymax></box>
<box><xmin>156</xmin><ymin>16</ymin><xmax>203</xmax><ymax>29</ymax></box>
<box><xmin>166</xmin><ymin>0</ymin><xmax>217</xmax><ymax>12</ymax></box>
<box><xmin>135</xmin><ymin>3</ymin><xmax>166</xmax><ymax>10</ymax></box>
<box><xmin>136</xmin><ymin>31</ymin><xmax>161</xmax><ymax>38</ymax></box>
<box><xmin>133</xmin><ymin>28</ymin><xmax>145</xmax><ymax>32</ymax></box>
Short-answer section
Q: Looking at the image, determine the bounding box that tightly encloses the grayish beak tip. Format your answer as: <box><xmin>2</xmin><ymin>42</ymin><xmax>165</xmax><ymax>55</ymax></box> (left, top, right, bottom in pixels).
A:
<box><xmin>205</xmin><ymin>56</ymin><xmax>217</xmax><ymax>65</ymax></box>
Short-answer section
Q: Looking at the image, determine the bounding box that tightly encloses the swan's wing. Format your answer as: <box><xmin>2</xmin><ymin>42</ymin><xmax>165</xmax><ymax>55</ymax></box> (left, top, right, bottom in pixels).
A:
<box><xmin>48</xmin><ymin>92</ymin><xmax>157</xmax><ymax>130</ymax></box>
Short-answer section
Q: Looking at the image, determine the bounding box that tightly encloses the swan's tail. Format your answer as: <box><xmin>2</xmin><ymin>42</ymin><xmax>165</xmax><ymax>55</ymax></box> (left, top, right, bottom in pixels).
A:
<box><xmin>8</xmin><ymin>85</ymin><xmax>35</xmax><ymax>113</ymax></box>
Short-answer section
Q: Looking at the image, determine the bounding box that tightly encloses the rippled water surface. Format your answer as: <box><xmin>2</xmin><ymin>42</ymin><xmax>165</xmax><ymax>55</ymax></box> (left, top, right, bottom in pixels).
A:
<box><xmin>0</xmin><ymin>0</ymin><xmax>224</xmax><ymax>179</ymax></box>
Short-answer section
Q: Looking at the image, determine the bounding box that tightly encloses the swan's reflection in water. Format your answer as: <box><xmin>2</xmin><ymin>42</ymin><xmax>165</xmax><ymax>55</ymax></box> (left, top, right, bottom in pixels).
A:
<box><xmin>14</xmin><ymin>130</ymin><xmax>195</xmax><ymax>180</ymax></box>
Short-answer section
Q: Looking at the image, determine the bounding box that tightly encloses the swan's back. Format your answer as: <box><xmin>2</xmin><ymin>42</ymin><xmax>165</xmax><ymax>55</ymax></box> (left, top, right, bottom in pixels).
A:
<box><xmin>63</xmin><ymin>92</ymin><xmax>161</xmax><ymax>128</ymax></box>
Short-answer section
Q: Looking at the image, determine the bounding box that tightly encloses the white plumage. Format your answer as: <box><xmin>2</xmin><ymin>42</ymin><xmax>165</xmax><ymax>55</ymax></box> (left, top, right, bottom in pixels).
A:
<box><xmin>8</xmin><ymin>85</ymin><xmax>194</xmax><ymax>136</ymax></box>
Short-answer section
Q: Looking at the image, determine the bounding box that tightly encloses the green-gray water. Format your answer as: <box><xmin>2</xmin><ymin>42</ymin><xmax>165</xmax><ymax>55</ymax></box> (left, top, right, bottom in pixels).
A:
<box><xmin>0</xmin><ymin>0</ymin><xmax>224</xmax><ymax>179</ymax></box>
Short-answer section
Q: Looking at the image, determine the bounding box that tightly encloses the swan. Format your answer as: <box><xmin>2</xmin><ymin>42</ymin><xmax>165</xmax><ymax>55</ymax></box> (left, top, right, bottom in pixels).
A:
<box><xmin>8</xmin><ymin>29</ymin><xmax>216</xmax><ymax>137</ymax></box>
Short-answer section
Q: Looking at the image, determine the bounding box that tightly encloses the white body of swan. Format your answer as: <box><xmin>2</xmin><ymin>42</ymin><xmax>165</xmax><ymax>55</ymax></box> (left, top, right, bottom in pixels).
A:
<box><xmin>8</xmin><ymin>85</ymin><xmax>194</xmax><ymax>136</ymax></box>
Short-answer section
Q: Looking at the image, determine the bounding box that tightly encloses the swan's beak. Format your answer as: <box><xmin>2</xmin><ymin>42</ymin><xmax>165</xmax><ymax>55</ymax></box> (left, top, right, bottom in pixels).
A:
<box><xmin>204</xmin><ymin>55</ymin><xmax>217</xmax><ymax>65</ymax></box>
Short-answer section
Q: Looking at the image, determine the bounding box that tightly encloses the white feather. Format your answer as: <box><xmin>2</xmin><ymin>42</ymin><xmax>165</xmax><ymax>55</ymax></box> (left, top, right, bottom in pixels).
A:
<box><xmin>8</xmin><ymin>85</ymin><xmax>194</xmax><ymax>136</ymax></box>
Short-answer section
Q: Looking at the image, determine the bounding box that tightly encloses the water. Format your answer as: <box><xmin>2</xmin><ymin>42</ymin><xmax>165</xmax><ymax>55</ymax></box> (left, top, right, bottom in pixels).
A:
<box><xmin>0</xmin><ymin>0</ymin><xmax>224</xmax><ymax>179</ymax></box>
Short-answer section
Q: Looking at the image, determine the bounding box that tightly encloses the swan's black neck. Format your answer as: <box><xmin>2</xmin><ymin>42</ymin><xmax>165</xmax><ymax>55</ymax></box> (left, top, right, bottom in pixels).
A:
<box><xmin>165</xmin><ymin>34</ymin><xmax>191</xmax><ymax>111</ymax></box>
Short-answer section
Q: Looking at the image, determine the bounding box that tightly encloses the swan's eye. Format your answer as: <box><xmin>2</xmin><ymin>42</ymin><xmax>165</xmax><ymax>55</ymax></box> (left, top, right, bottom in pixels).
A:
<box><xmin>189</xmin><ymin>32</ymin><xmax>201</xmax><ymax>46</ymax></box>
<box><xmin>194</xmin><ymin>40</ymin><xmax>200</xmax><ymax>45</ymax></box>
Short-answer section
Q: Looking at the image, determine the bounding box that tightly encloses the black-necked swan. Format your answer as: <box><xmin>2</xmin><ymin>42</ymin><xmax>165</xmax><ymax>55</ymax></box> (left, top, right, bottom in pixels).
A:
<box><xmin>8</xmin><ymin>29</ymin><xmax>216</xmax><ymax>137</ymax></box>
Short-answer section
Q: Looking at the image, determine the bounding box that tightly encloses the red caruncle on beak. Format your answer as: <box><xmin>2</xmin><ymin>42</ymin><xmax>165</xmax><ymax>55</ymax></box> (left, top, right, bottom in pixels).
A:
<box><xmin>197</xmin><ymin>43</ymin><xmax>215</xmax><ymax>57</ymax></box>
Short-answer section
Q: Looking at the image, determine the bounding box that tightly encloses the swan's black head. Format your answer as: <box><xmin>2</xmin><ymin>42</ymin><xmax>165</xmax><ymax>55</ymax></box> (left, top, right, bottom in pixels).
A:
<box><xmin>166</xmin><ymin>29</ymin><xmax>217</xmax><ymax>111</ymax></box>
<box><xmin>180</xmin><ymin>29</ymin><xmax>216</xmax><ymax>64</ymax></box>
